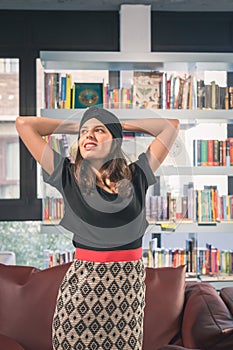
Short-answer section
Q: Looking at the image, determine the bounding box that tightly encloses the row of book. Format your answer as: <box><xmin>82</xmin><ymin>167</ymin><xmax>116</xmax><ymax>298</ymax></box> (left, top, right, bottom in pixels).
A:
<box><xmin>43</xmin><ymin>196</ymin><xmax>64</xmax><ymax>221</ymax></box>
<box><xmin>43</xmin><ymin>185</ymin><xmax>232</xmax><ymax>224</ymax></box>
<box><xmin>146</xmin><ymin>183</ymin><xmax>233</xmax><ymax>222</ymax></box>
<box><xmin>44</xmin><ymin>134</ymin><xmax>69</xmax><ymax>157</ymax></box>
<box><xmin>44</xmin><ymin>73</ymin><xmax>133</xmax><ymax>109</ymax></box>
<box><xmin>44</xmin><ymin>242</ymin><xmax>233</xmax><ymax>277</ymax></box>
<box><xmin>44</xmin><ymin>249</ymin><xmax>74</xmax><ymax>269</ymax></box>
<box><xmin>44</xmin><ymin>132</ymin><xmax>152</xmax><ymax>165</ymax></box>
<box><xmin>44</xmin><ymin>71</ymin><xmax>233</xmax><ymax>110</ymax></box>
<box><xmin>44</xmin><ymin>134</ymin><xmax>233</xmax><ymax>169</ymax></box>
<box><xmin>193</xmin><ymin>138</ymin><xmax>233</xmax><ymax>167</ymax></box>
<box><xmin>145</xmin><ymin>238</ymin><xmax>233</xmax><ymax>276</ymax></box>
<box><xmin>44</xmin><ymin>134</ymin><xmax>77</xmax><ymax>163</ymax></box>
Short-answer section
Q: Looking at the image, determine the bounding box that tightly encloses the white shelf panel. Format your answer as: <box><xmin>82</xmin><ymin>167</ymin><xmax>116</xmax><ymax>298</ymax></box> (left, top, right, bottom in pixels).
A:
<box><xmin>40</xmin><ymin>223</ymin><xmax>73</xmax><ymax>237</ymax></box>
<box><xmin>41</xmin><ymin>221</ymin><xmax>233</xmax><ymax>234</ymax></box>
<box><xmin>157</xmin><ymin>166</ymin><xmax>233</xmax><ymax>176</ymax></box>
<box><xmin>40</xmin><ymin>108</ymin><xmax>233</xmax><ymax>123</ymax></box>
<box><xmin>40</xmin><ymin>51</ymin><xmax>233</xmax><ymax>71</ymax></box>
<box><xmin>148</xmin><ymin>221</ymin><xmax>233</xmax><ymax>233</ymax></box>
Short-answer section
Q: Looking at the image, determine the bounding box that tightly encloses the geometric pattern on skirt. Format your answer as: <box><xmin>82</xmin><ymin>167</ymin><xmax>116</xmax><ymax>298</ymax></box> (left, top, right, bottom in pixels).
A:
<box><xmin>52</xmin><ymin>258</ymin><xmax>145</xmax><ymax>350</ymax></box>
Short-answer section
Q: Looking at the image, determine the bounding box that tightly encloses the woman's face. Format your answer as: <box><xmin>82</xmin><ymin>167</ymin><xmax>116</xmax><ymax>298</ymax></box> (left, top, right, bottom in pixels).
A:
<box><xmin>78</xmin><ymin>118</ymin><xmax>113</xmax><ymax>162</ymax></box>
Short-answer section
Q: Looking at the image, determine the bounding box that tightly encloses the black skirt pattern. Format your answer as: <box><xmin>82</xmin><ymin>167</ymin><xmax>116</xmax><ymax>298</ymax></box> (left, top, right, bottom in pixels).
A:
<box><xmin>52</xmin><ymin>258</ymin><xmax>145</xmax><ymax>350</ymax></box>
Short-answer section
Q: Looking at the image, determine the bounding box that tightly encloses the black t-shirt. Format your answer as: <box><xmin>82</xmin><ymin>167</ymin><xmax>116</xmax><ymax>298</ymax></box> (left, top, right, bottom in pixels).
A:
<box><xmin>43</xmin><ymin>151</ymin><xmax>156</xmax><ymax>250</ymax></box>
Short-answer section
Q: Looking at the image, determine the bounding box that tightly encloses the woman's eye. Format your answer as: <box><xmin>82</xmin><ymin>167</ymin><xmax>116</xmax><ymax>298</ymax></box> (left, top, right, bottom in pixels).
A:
<box><xmin>80</xmin><ymin>129</ymin><xmax>87</xmax><ymax>135</ymax></box>
<box><xmin>95</xmin><ymin>128</ymin><xmax>104</xmax><ymax>133</ymax></box>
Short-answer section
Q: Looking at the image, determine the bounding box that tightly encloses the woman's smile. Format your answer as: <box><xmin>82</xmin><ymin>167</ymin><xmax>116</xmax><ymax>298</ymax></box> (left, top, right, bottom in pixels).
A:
<box><xmin>84</xmin><ymin>141</ymin><xmax>97</xmax><ymax>151</ymax></box>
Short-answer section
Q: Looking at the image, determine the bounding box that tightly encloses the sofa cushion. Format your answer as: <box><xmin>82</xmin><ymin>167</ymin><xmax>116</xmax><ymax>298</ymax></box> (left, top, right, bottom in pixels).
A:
<box><xmin>142</xmin><ymin>265</ymin><xmax>186</xmax><ymax>350</ymax></box>
<box><xmin>182</xmin><ymin>283</ymin><xmax>233</xmax><ymax>350</ymax></box>
<box><xmin>0</xmin><ymin>262</ymin><xmax>71</xmax><ymax>350</ymax></box>
<box><xmin>0</xmin><ymin>333</ymin><xmax>25</xmax><ymax>350</ymax></box>
<box><xmin>220</xmin><ymin>287</ymin><xmax>233</xmax><ymax>315</ymax></box>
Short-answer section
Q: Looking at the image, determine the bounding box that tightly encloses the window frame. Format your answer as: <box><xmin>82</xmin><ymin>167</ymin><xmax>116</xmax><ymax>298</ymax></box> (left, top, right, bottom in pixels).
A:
<box><xmin>0</xmin><ymin>50</ymin><xmax>42</xmax><ymax>221</ymax></box>
<box><xmin>0</xmin><ymin>9</ymin><xmax>119</xmax><ymax>221</ymax></box>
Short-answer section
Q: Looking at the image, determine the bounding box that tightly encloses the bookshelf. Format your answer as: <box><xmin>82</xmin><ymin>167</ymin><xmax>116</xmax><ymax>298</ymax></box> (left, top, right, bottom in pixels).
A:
<box><xmin>41</xmin><ymin>107</ymin><xmax>233</xmax><ymax>122</ymax></box>
<box><xmin>40</xmin><ymin>51</ymin><xmax>233</xmax><ymax>71</ymax></box>
<box><xmin>39</xmin><ymin>50</ymin><xmax>233</xmax><ymax>282</ymax></box>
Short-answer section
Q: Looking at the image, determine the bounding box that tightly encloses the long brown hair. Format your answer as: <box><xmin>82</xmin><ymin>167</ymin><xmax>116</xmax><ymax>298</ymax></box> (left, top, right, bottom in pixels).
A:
<box><xmin>72</xmin><ymin>139</ymin><xmax>133</xmax><ymax>196</ymax></box>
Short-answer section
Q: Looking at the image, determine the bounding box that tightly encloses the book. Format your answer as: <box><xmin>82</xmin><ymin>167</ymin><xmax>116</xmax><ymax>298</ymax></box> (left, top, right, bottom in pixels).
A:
<box><xmin>207</xmin><ymin>139</ymin><xmax>214</xmax><ymax>166</ymax></box>
<box><xmin>200</xmin><ymin>140</ymin><xmax>208</xmax><ymax>166</ymax></box>
<box><xmin>228</xmin><ymin>137</ymin><xmax>233</xmax><ymax>166</ymax></box>
<box><xmin>213</xmin><ymin>140</ymin><xmax>220</xmax><ymax>166</ymax></box>
<box><xmin>60</xmin><ymin>76</ymin><xmax>66</xmax><ymax>108</ymax></box>
<box><xmin>65</xmin><ymin>73</ymin><xmax>72</xmax><ymax>109</ymax></box>
<box><xmin>74</xmin><ymin>82</ymin><xmax>103</xmax><ymax>108</ymax></box>
<box><xmin>226</xmin><ymin>139</ymin><xmax>230</xmax><ymax>166</ymax></box>
<box><xmin>133</xmin><ymin>71</ymin><xmax>164</xmax><ymax>109</ymax></box>
<box><xmin>222</xmin><ymin>140</ymin><xmax>226</xmax><ymax>166</ymax></box>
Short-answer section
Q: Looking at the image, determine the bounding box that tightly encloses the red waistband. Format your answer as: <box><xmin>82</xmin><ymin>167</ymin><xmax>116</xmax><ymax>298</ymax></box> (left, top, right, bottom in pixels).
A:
<box><xmin>74</xmin><ymin>247</ymin><xmax>142</xmax><ymax>262</ymax></box>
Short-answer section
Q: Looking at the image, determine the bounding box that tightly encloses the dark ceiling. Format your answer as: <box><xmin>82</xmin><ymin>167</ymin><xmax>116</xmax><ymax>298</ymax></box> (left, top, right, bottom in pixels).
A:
<box><xmin>0</xmin><ymin>0</ymin><xmax>233</xmax><ymax>12</ymax></box>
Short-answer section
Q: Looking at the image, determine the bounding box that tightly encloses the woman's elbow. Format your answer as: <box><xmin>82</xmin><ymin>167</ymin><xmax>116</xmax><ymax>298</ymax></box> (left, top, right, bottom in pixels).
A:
<box><xmin>172</xmin><ymin>118</ymin><xmax>180</xmax><ymax>131</ymax></box>
<box><xmin>15</xmin><ymin>116</ymin><xmax>25</xmax><ymax>133</ymax></box>
<box><xmin>15</xmin><ymin>116</ymin><xmax>33</xmax><ymax>134</ymax></box>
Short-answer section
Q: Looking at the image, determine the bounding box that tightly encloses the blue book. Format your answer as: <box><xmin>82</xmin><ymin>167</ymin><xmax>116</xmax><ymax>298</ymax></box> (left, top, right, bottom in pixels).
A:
<box><xmin>60</xmin><ymin>76</ymin><xmax>66</xmax><ymax>101</ymax></box>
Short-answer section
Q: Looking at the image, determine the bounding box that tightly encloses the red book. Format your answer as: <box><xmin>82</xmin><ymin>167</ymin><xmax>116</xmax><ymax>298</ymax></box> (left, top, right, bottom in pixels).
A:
<box><xmin>222</xmin><ymin>140</ymin><xmax>226</xmax><ymax>166</ymax></box>
<box><xmin>228</xmin><ymin>137</ymin><xmax>233</xmax><ymax>166</ymax></box>
<box><xmin>207</xmin><ymin>140</ymin><xmax>214</xmax><ymax>166</ymax></box>
<box><xmin>166</xmin><ymin>80</ymin><xmax>171</xmax><ymax>109</ymax></box>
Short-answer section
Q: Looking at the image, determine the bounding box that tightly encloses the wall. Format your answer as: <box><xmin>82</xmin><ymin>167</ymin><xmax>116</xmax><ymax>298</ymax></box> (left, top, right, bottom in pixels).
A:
<box><xmin>0</xmin><ymin>9</ymin><xmax>233</xmax><ymax>265</ymax></box>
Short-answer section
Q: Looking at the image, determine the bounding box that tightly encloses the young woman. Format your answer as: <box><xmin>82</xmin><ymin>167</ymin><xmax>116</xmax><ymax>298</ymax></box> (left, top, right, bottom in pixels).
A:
<box><xmin>16</xmin><ymin>106</ymin><xmax>179</xmax><ymax>350</ymax></box>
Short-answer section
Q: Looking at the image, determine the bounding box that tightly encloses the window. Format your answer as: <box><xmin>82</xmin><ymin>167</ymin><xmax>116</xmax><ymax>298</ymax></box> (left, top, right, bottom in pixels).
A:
<box><xmin>0</xmin><ymin>58</ymin><xmax>19</xmax><ymax>199</ymax></box>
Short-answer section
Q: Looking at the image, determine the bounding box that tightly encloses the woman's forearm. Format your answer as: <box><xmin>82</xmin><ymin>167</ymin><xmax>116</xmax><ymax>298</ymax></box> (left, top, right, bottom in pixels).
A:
<box><xmin>121</xmin><ymin>118</ymin><xmax>179</xmax><ymax>136</ymax></box>
<box><xmin>16</xmin><ymin>116</ymin><xmax>80</xmax><ymax>136</ymax></box>
<box><xmin>121</xmin><ymin>118</ymin><xmax>180</xmax><ymax>151</ymax></box>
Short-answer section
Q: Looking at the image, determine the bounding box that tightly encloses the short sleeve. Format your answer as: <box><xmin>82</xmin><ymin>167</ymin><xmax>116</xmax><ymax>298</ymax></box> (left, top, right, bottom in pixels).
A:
<box><xmin>134</xmin><ymin>152</ymin><xmax>157</xmax><ymax>187</ymax></box>
<box><xmin>42</xmin><ymin>150</ymin><xmax>65</xmax><ymax>193</ymax></box>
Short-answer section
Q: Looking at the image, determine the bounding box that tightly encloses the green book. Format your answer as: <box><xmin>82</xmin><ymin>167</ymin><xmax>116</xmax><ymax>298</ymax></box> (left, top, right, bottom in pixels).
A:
<box><xmin>74</xmin><ymin>82</ymin><xmax>103</xmax><ymax>108</ymax></box>
<box><xmin>200</xmin><ymin>139</ymin><xmax>208</xmax><ymax>166</ymax></box>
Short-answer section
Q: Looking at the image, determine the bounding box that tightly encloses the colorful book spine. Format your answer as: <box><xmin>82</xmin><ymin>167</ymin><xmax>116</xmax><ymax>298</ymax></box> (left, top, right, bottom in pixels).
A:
<box><xmin>200</xmin><ymin>140</ymin><xmax>208</xmax><ymax>166</ymax></box>
<box><xmin>65</xmin><ymin>73</ymin><xmax>72</xmax><ymax>109</ymax></box>
<box><xmin>207</xmin><ymin>140</ymin><xmax>214</xmax><ymax>166</ymax></box>
<box><xmin>228</xmin><ymin>138</ymin><xmax>233</xmax><ymax>166</ymax></box>
<box><xmin>213</xmin><ymin>140</ymin><xmax>220</xmax><ymax>166</ymax></box>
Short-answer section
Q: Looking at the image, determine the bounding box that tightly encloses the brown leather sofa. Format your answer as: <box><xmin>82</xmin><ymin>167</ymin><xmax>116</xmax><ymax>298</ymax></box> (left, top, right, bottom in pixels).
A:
<box><xmin>0</xmin><ymin>262</ymin><xmax>233</xmax><ymax>350</ymax></box>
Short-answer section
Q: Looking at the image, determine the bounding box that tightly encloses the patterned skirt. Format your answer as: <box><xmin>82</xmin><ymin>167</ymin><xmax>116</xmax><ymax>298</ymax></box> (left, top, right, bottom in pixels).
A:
<box><xmin>52</xmin><ymin>257</ymin><xmax>145</xmax><ymax>350</ymax></box>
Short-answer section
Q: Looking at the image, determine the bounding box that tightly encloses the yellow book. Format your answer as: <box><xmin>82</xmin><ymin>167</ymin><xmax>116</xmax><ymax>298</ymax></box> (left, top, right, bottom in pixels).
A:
<box><xmin>71</xmin><ymin>83</ymin><xmax>75</xmax><ymax>109</ymax></box>
<box><xmin>65</xmin><ymin>73</ymin><xmax>72</xmax><ymax>109</ymax></box>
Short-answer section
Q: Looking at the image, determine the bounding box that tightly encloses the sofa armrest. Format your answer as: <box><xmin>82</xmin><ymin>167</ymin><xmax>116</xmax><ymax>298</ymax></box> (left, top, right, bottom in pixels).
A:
<box><xmin>220</xmin><ymin>287</ymin><xmax>233</xmax><ymax>314</ymax></box>
<box><xmin>0</xmin><ymin>334</ymin><xmax>25</xmax><ymax>350</ymax></box>
<box><xmin>182</xmin><ymin>283</ymin><xmax>233</xmax><ymax>350</ymax></box>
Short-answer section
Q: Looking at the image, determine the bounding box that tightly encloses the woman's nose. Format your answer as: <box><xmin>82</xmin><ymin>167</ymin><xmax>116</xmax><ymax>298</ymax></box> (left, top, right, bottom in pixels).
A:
<box><xmin>86</xmin><ymin>130</ymin><xmax>95</xmax><ymax>139</ymax></box>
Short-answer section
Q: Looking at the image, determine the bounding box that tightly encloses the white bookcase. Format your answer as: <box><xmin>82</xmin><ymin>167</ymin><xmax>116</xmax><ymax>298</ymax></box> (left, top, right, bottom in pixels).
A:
<box><xmin>39</xmin><ymin>50</ymin><xmax>233</xmax><ymax>285</ymax></box>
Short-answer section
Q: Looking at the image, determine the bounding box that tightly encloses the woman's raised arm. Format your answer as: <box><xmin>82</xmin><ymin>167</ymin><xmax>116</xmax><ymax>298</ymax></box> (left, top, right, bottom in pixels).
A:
<box><xmin>16</xmin><ymin>116</ymin><xmax>79</xmax><ymax>175</ymax></box>
<box><xmin>121</xmin><ymin>118</ymin><xmax>180</xmax><ymax>172</ymax></box>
